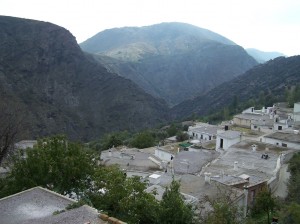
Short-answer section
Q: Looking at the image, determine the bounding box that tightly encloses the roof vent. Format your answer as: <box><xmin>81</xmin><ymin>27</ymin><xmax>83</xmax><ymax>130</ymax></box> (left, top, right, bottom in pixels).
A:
<box><xmin>204</xmin><ymin>172</ymin><xmax>211</xmax><ymax>184</ymax></box>
<box><xmin>234</xmin><ymin>161</ymin><xmax>238</xmax><ymax>170</ymax></box>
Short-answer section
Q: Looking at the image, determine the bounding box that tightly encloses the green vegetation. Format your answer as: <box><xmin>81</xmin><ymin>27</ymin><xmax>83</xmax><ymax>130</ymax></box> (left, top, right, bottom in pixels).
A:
<box><xmin>0</xmin><ymin>135</ymin><xmax>196</xmax><ymax>224</ymax></box>
<box><xmin>159</xmin><ymin>180</ymin><xmax>195</xmax><ymax>224</ymax></box>
<box><xmin>131</xmin><ymin>131</ymin><xmax>155</xmax><ymax>149</ymax></box>
<box><xmin>88</xmin><ymin>122</ymin><xmax>190</xmax><ymax>152</ymax></box>
<box><xmin>0</xmin><ymin>102</ymin><xmax>24</xmax><ymax>165</ymax></box>
<box><xmin>250</xmin><ymin>187</ymin><xmax>277</xmax><ymax>224</ymax></box>
<box><xmin>1</xmin><ymin>111</ymin><xmax>300</xmax><ymax>223</ymax></box>
<box><xmin>200</xmin><ymin>187</ymin><xmax>244</xmax><ymax>224</ymax></box>
<box><xmin>286</xmin><ymin>84</ymin><xmax>300</xmax><ymax>107</ymax></box>
<box><xmin>0</xmin><ymin>136</ymin><xmax>95</xmax><ymax>197</ymax></box>
<box><xmin>199</xmin><ymin>84</ymin><xmax>300</xmax><ymax>125</ymax></box>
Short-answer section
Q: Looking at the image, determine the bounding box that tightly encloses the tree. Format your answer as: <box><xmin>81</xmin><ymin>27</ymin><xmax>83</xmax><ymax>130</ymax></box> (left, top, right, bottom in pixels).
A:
<box><xmin>88</xmin><ymin>165</ymin><xmax>160</xmax><ymax>223</ymax></box>
<box><xmin>279</xmin><ymin>202</ymin><xmax>300</xmax><ymax>224</ymax></box>
<box><xmin>159</xmin><ymin>180</ymin><xmax>195</xmax><ymax>224</ymax></box>
<box><xmin>223</xmin><ymin>107</ymin><xmax>230</xmax><ymax>121</ymax></box>
<box><xmin>286</xmin><ymin>85</ymin><xmax>300</xmax><ymax>107</ymax></box>
<box><xmin>277</xmin><ymin>152</ymin><xmax>300</xmax><ymax>223</ymax></box>
<box><xmin>167</xmin><ymin>124</ymin><xmax>178</xmax><ymax>137</ymax></box>
<box><xmin>229</xmin><ymin>95</ymin><xmax>239</xmax><ymax>114</ymax></box>
<box><xmin>204</xmin><ymin>200</ymin><xmax>242</xmax><ymax>224</ymax></box>
<box><xmin>201</xmin><ymin>187</ymin><xmax>244</xmax><ymax>224</ymax></box>
<box><xmin>251</xmin><ymin>187</ymin><xmax>276</xmax><ymax>224</ymax></box>
<box><xmin>101</xmin><ymin>133</ymin><xmax>123</xmax><ymax>150</ymax></box>
<box><xmin>176</xmin><ymin>131</ymin><xmax>189</xmax><ymax>142</ymax></box>
<box><xmin>131</xmin><ymin>131</ymin><xmax>155</xmax><ymax>149</ymax></box>
<box><xmin>2</xmin><ymin>135</ymin><xmax>94</xmax><ymax>196</ymax></box>
<box><xmin>0</xmin><ymin>102</ymin><xmax>24</xmax><ymax>165</ymax></box>
<box><xmin>287</xmin><ymin>152</ymin><xmax>300</xmax><ymax>204</ymax></box>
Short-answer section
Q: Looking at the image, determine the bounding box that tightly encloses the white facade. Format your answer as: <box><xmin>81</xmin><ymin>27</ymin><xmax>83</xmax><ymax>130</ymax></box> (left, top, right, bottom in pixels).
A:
<box><xmin>188</xmin><ymin>125</ymin><xmax>217</xmax><ymax>142</ymax></box>
<box><xmin>14</xmin><ymin>140</ymin><xmax>37</xmax><ymax>149</ymax></box>
<box><xmin>263</xmin><ymin>136</ymin><xmax>300</xmax><ymax>150</ymax></box>
<box><xmin>273</xmin><ymin>122</ymin><xmax>289</xmax><ymax>131</ymax></box>
<box><xmin>294</xmin><ymin>102</ymin><xmax>300</xmax><ymax>122</ymax></box>
<box><xmin>155</xmin><ymin>148</ymin><xmax>174</xmax><ymax>162</ymax></box>
<box><xmin>251</xmin><ymin>123</ymin><xmax>274</xmax><ymax>134</ymax></box>
<box><xmin>215</xmin><ymin>130</ymin><xmax>241</xmax><ymax>150</ymax></box>
<box><xmin>242</xmin><ymin>106</ymin><xmax>274</xmax><ymax>115</ymax></box>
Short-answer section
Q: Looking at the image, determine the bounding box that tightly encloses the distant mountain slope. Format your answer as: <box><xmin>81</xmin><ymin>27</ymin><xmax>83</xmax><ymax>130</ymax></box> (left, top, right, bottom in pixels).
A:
<box><xmin>246</xmin><ymin>48</ymin><xmax>285</xmax><ymax>63</ymax></box>
<box><xmin>80</xmin><ymin>23</ymin><xmax>258</xmax><ymax>105</ymax></box>
<box><xmin>0</xmin><ymin>16</ymin><xmax>169</xmax><ymax>141</ymax></box>
<box><xmin>80</xmin><ymin>22</ymin><xmax>236</xmax><ymax>54</ymax></box>
<box><xmin>172</xmin><ymin>56</ymin><xmax>300</xmax><ymax>119</ymax></box>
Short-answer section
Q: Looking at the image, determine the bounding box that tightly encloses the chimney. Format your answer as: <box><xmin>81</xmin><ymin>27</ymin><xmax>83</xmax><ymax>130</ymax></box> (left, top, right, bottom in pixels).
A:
<box><xmin>224</xmin><ymin>125</ymin><xmax>229</xmax><ymax>131</ymax></box>
<box><xmin>108</xmin><ymin>150</ymin><xmax>112</xmax><ymax>157</ymax></box>
<box><xmin>234</xmin><ymin>161</ymin><xmax>238</xmax><ymax>170</ymax></box>
<box><xmin>251</xmin><ymin>144</ymin><xmax>257</xmax><ymax>151</ymax></box>
<box><xmin>204</xmin><ymin>172</ymin><xmax>211</xmax><ymax>184</ymax></box>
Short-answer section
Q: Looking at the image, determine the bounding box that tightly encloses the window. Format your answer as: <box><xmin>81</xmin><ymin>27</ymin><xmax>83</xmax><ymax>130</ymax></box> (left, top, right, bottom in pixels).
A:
<box><xmin>282</xmin><ymin>143</ymin><xmax>287</xmax><ymax>147</ymax></box>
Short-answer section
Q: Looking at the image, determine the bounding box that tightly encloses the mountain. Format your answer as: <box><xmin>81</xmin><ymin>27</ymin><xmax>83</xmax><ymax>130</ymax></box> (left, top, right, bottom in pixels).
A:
<box><xmin>80</xmin><ymin>23</ymin><xmax>258</xmax><ymax>106</ymax></box>
<box><xmin>172</xmin><ymin>55</ymin><xmax>300</xmax><ymax>119</ymax></box>
<box><xmin>246</xmin><ymin>48</ymin><xmax>285</xmax><ymax>63</ymax></box>
<box><xmin>0</xmin><ymin>16</ymin><xmax>170</xmax><ymax>141</ymax></box>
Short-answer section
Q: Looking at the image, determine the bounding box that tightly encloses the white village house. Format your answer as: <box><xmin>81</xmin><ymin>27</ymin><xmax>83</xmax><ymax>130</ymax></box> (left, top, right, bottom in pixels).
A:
<box><xmin>263</xmin><ymin>131</ymin><xmax>300</xmax><ymax>150</ymax></box>
<box><xmin>294</xmin><ymin>102</ymin><xmax>300</xmax><ymax>122</ymax></box>
<box><xmin>188</xmin><ymin>123</ymin><xmax>218</xmax><ymax>142</ymax></box>
<box><xmin>215</xmin><ymin>129</ymin><xmax>241</xmax><ymax>150</ymax></box>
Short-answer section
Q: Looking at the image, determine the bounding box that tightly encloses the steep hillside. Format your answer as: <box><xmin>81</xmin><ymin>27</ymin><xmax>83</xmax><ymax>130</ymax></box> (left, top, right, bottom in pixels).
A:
<box><xmin>80</xmin><ymin>23</ymin><xmax>258</xmax><ymax>105</ymax></box>
<box><xmin>172</xmin><ymin>56</ymin><xmax>300</xmax><ymax>119</ymax></box>
<box><xmin>0</xmin><ymin>16</ymin><xmax>169</xmax><ymax>141</ymax></box>
<box><xmin>246</xmin><ymin>48</ymin><xmax>285</xmax><ymax>63</ymax></box>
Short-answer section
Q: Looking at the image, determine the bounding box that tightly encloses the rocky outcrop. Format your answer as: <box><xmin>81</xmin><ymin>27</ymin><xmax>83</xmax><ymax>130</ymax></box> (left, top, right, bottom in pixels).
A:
<box><xmin>0</xmin><ymin>16</ymin><xmax>169</xmax><ymax>141</ymax></box>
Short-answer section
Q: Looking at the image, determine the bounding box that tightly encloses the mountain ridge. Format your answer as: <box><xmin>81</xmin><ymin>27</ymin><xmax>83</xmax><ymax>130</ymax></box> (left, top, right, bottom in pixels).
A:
<box><xmin>80</xmin><ymin>22</ymin><xmax>258</xmax><ymax>105</ymax></box>
<box><xmin>0</xmin><ymin>16</ymin><xmax>170</xmax><ymax>141</ymax></box>
<box><xmin>172</xmin><ymin>55</ymin><xmax>300</xmax><ymax>119</ymax></box>
<box><xmin>246</xmin><ymin>48</ymin><xmax>285</xmax><ymax>63</ymax></box>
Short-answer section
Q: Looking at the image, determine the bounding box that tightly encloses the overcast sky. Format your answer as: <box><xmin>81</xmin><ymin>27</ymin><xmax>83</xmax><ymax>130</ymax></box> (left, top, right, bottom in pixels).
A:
<box><xmin>2</xmin><ymin>0</ymin><xmax>300</xmax><ymax>56</ymax></box>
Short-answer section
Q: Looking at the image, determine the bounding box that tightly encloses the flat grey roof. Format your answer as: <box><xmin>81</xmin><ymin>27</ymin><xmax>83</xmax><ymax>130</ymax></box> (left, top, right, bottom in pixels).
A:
<box><xmin>202</xmin><ymin>140</ymin><xmax>287</xmax><ymax>181</ymax></box>
<box><xmin>217</xmin><ymin>130</ymin><xmax>241</xmax><ymax>139</ymax></box>
<box><xmin>173</xmin><ymin>150</ymin><xmax>219</xmax><ymax>174</ymax></box>
<box><xmin>265</xmin><ymin>132</ymin><xmax>300</xmax><ymax>144</ymax></box>
<box><xmin>234</xmin><ymin>113</ymin><xmax>270</xmax><ymax>121</ymax></box>
<box><xmin>179</xmin><ymin>174</ymin><xmax>244</xmax><ymax>206</ymax></box>
<box><xmin>101</xmin><ymin>148</ymin><xmax>160</xmax><ymax>171</ymax></box>
<box><xmin>189</xmin><ymin>125</ymin><xmax>218</xmax><ymax>135</ymax></box>
<box><xmin>0</xmin><ymin>187</ymin><xmax>103</xmax><ymax>224</ymax></box>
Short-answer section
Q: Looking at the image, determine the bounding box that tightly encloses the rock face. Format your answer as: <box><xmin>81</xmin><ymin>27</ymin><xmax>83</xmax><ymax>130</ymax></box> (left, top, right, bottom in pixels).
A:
<box><xmin>80</xmin><ymin>22</ymin><xmax>258</xmax><ymax>105</ymax></box>
<box><xmin>172</xmin><ymin>55</ymin><xmax>300</xmax><ymax>119</ymax></box>
<box><xmin>0</xmin><ymin>16</ymin><xmax>170</xmax><ymax>141</ymax></box>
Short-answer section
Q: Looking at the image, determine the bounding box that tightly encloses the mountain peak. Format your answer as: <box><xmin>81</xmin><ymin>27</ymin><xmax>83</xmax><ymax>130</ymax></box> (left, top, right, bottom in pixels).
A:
<box><xmin>80</xmin><ymin>22</ymin><xmax>235</xmax><ymax>54</ymax></box>
<box><xmin>80</xmin><ymin>23</ymin><xmax>257</xmax><ymax>106</ymax></box>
